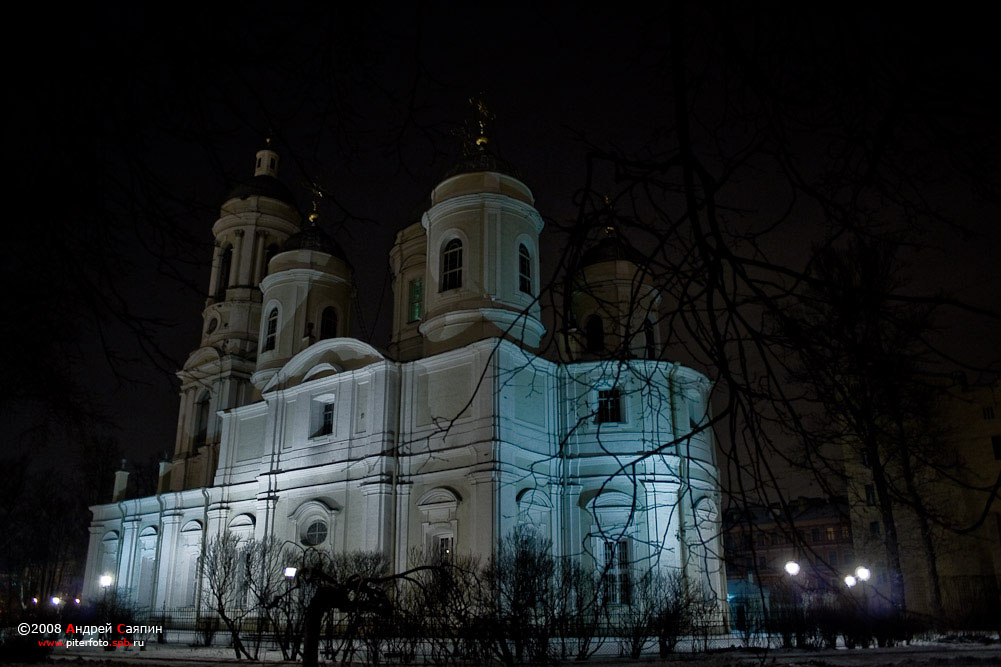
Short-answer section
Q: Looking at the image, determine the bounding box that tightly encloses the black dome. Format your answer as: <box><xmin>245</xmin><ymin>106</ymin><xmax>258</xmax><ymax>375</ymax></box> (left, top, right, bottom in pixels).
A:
<box><xmin>282</xmin><ymin>226</ymin><xmax>347</xmax><ymax>261</ymax></box>
<box><xmin>578</xmin><ymin>234</ymin><xmax>647</xmax><ymax>268</ymax></box>
<box><xmin>443</xmin><ymin>146</ymin><xmax>521</xmax><ymax>180</ymax></box>
<box><xmin>227</xmin><ymin>175</ymin><xmax>297</xmax><ymax>206</ymax></box>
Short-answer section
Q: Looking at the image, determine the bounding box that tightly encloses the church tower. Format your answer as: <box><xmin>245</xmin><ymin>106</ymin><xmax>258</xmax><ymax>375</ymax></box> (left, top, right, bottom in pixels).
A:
<box><xmin>417</xmin><ymin>110</ymin><xmax>545</xmax><ymax>356</ymax></box>
<box><xmin>251</xmin><ymin>204</ymin><xmax>353</xmax><ymax>391</ymax></box>
<box><xmin>161</xmin><ymin>142</ymin><xmax>301</xmax><ymax>492</ymax></box>
<box><xmin>564</xmin><ymin>224</ymin><xmax>661</xmax><ymax>361</ymax></box>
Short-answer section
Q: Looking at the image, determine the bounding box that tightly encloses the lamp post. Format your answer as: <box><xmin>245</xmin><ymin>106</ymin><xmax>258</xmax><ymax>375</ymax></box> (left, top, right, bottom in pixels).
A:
<box><xmin>781</xmin><ymin>560</ymin><xmax>802</xmax><ymax>648</ymax></box>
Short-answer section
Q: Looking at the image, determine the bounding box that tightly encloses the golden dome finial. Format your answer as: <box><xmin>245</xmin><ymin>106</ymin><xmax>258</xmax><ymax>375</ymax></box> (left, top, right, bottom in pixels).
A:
<box><xmin>469</xmin><ymin>94</ymin><xmax>494</xmax><ymax>151</ymax></box>
<box><xmin>308</xmin><ymin>200</ymin><xmax>320</xmax><ymax>226</ymax></box>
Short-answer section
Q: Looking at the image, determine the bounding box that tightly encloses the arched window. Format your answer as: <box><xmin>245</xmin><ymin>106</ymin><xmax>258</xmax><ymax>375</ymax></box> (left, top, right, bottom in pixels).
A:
<box><xmin>263</xmin><ymin>308</ymin><xmax>278</xmax><ymax>352</ymax></box>
<box><xmin>585</xmin><ymin>315</ymin><xmax>604</xmax><ymax>353</ymax></box>
<box><xmin>441</xmin><ymin>239</ymin><xmax>462</xmax><ymax>291</ymax></box>
<box><xmin>320</xmin><ymin>307</ymin><xmax>338</xmax><ymax>340</ymax></box>
<box><xmin>194</xmin><ymin>392</ymin><xmax>210</xmax><ymax>445</ymax></box>
<box><xmin>518</xmin><ymin>244</ymin><xmax>532</xmax><ymax>294</ymax></box>
<box><xmin>215</xmin><ymin>245</ymin><xmax>233</xmax><ymax>301</ymax></box>
<box><xmin>643</xmin><ymin>319</ymin><xmax>656</xmax><ymax>359</ymax></box>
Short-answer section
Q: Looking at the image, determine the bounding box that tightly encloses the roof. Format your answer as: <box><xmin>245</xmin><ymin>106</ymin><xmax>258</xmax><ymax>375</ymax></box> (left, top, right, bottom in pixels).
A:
<box><xmin>443</xmin><ymin>145</ymin><xmax>521</xmax><ymax>180</ymax></box>
<box><xmin>227</xmin><ymin>174</ymin><xmax>297</xmax><ymax>206</ymax></box>
<box><xmin>578</xmin><ymin>234</ymin><xmax>648</xmax><ymax>268</ymax></box>
<box><xmin>282</xmin><ymin>225</ymin><xmax>347</xmax><ymax>261</ymax></box>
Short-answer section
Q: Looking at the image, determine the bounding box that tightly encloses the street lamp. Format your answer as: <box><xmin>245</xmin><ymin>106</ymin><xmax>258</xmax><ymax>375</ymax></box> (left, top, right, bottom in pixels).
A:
<box><xmin>284</xmin><ymin>566</ymin><xmax>297</xmax><ymax>579</ymax></box>
<box><xmin>51</xmin><ymin>596</ymin><xmax>62</xmax><ymax>606</ymax></box>
<box><xmin>99</xmin><ymin>574</ymin><xmax>113</xmax><ymax>588</ymax></box>
<box><xmin>784</xmin><ymin>560</ymin><xmax>801</xmax><ymax>576</ymax></box>
<box><xmin>854</xmin><ymin>566</ymin><xmax>871</xmax><ymax>582</ymax></box>
<box><xmin>844</xmin><ymin>575</ymin><xmax>857</xmax><ymax>587</ymax></box>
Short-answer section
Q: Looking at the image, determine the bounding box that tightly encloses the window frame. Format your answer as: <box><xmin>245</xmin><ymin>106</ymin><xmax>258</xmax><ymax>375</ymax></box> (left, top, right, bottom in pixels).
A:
<box><xmin>602</xmin><ymin>538</ymin><xmax>632</xmax><ymax>606</ymax></box>
<box><xmin>320</xmin><ymin>306</ymin><xmax>338</xmax><ymax>340</ymax></box>
<box><xmin>518</xmin><ymin>243</ymin><xmax>532</xmax><ymax>294</ymax></box>
<box><xmin>440</xmin><ymin>238</ymin><xmax>463</xmax><ymax>292</ymax></box>
<box><xmin>263</xmin><ymin>307</ymin><xmax>278</xmax><ymax>352</ymax></box>
<box><xmin>596</xmin><ymin>388</ymin><xmax>623</xmax><ymax>424</ymax></box>
<box><xmin>407</xmin><ymin>277</ymin><xmax>424</xmax><ymax>322</ymax></box>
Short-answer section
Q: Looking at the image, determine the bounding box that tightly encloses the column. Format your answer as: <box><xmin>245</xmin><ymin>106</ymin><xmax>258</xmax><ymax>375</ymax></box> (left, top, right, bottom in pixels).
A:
<box><xmin>362</xmin><ymin>481</ymin><xmax>394</xmax><ymax>555</ymax></box>
<box><xmin>153</xmin><ymin>512</ymin><xmax>182</xmax><ymax>610</ymax></box>
<box><xmin>641</xmin><ymin>479</ymin><xmax>682</xmax><ymax>571</ymax></box>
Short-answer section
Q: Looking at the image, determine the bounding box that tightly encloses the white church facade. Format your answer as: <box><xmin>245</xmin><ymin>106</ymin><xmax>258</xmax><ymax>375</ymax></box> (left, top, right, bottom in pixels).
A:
<box><xmin>82</xmin><ymin>142</ymin><xmax>724</xmax><ymax>613</ymax></box>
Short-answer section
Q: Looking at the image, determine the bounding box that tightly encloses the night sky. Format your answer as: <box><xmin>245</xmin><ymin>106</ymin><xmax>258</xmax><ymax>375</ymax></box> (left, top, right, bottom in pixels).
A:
<box><xmin>5</xmin><ymin>5</ymin><xmax>999</xmax><ymax>487</ymax></box>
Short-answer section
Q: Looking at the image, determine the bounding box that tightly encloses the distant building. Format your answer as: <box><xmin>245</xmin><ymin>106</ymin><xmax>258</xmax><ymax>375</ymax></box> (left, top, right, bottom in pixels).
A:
<box><xmin>845</xmin><ymin>380</ymin><xmax>1001</xmax><ymax>626</ymax></box>
<box><xmin>81</xmin><ymin>139</ymin><xmax>725</xmax><ymax>615</ymax></box>
<box><xmin>724</xmin><ymin>496</ymin><xmax>853</xmax><ymax>620</ymax></box>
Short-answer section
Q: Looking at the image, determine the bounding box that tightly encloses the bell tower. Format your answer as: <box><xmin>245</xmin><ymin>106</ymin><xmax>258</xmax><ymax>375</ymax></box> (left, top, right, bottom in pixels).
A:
<box><xmin>160</xmin><ymin>142</ymin><xmax>301</xmax><ymax>492</ymax></box>
<box><xmin>418</xmin><ymin>102</ymin><xmax>545</xmax><ymax>356</ymax></box>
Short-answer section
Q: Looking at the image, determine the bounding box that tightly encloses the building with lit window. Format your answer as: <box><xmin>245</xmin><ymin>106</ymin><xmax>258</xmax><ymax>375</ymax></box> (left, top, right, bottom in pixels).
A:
<box><xmin>82</xmin><ymin>139</ymin><xmax>724</xmax><ymax>614</ymax></box>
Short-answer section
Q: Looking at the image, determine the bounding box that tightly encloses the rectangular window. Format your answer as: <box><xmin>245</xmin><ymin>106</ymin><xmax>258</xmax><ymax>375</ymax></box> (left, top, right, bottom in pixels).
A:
<box><xmin>841</xmin><ymin>525</ymin><xmax>850</xmax><ymax>540</ymax></box>
<box><xmin>603</xmin><ymin>539</ymin><xmax>631</xmax><ymax>605</ymax></box>
<box><xmin>829</xmin><ymin>550</ymin><xmax>838</xmax><ymax>566</ymax></box>
<box><xmin>811</xmin><ymin>527</ymin><xmax>820</xmax><ymax>542</ymax></box>
<box><xmin>869</xmin><ymin>521</ymin><xmax>880</xmax><ymax>538</ymax></box>
<box><xmin>992</xmin><ymin>435</ymin><xmax>1001</xmax><ymax>460</ymax></box>
<box><xmin>407</xmin><ymin>278</ymin><xmax>423</xmax><ymax>323</ymax></box>
<box><xmin>826</xmin><ymin>526</ymin><xmax>836</xmax><ymax>541</ymax></box>
<box><xmin>435</xmin><ymin>535</ymin><xmax>454</xmax><ymax>562</ymax></box>
<box><xmin>983</xmin><ymin>405</ymin><xmax>996</xmax><ymax>420</ymax></box>
<box><xmin>865</xmin><ymin>484</ymin><xmax>876</xmax><ymax>505</ymax></box>
<box><xmin>861</xmin><ymin>450</ymin><xmax>870</xmax><ymax>467</ymax></box>
<box><xmin>313</xmin><ymin>400</ymin><xmax>335</xmax><ymax>438</ymax></box>
<box><xmin>597</xmin><ymin>389</ymin><xmax>622</xmax><ymax>424</ymax></box>
<box><xmin>756</xmin><ymin>533</ymin><xmax>766</xmax><ymax>547</ymax></box>
<box><xmin>759</xmin><ymin>555</ymin><xmax>767</xmax><ymax>568</ymax></box>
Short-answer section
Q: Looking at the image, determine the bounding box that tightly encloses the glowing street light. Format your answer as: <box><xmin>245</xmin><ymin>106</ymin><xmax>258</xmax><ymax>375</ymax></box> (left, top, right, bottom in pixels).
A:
<box><xmin>844</xmin><ymin>575</ymin><xmax>857</xmax><ymax>587</ymax></box>
<box><xmin>99</xmin><ymin>574</ymin><xmax>113</xmax><ymax>588</ymax></box>
<box><xmin>31</xmin><ymin>597</ymin><xmax>38</xmax><ymax>604</ymax></box>
<box><xmin>784</xmin><ymin>561</ymin><xmax>801</xmax><ymax>576</ymax></box>
<box><xmin>74</xmin><ymin>598</ymin><xmax>81</xmax><ymax>604</ymax></box>
<box><xmin>854</xmin><ymin>566</ymin><xmax>871</xmax><ymax>582</ymax></box>
<box><xmin>284</xmin><ymin>566</ymin><xmax>297</xmax><ymax>579</ymax></box>
<box><xmin>51</xmin><ymin>596</ymin><xmax>62</xmax><ymax>605</ymax></box>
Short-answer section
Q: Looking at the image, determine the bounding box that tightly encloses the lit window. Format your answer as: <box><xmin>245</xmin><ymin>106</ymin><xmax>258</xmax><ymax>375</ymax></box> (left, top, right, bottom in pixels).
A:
<box><xmin>263</xmin><ymin>308</ymin><xmax>278</xmax><ymax>352</ymax></box>
<box><xmin>320</xmin><ymin>307</ymin><xmax>338</xmax><ymax>339</ymax></box>
<box><xmin>302</xmin><ymin>521</ymin><xmax>327</xmax><ymax>547</ymax></box>
<box><xmin>603</xmin><ymin>539</ymin><xmax>631</xmax><ymax>605</ymax></box>
<box><xmin>435</xmin><ymin>535</ymin><xmax>454</xmax><ymax>562</ymax></box>
<box><xmin>826</xmin><ymin>526</ymin><xmax>836</xmax><ymax>541</ymax></box>
<box><xmin>597</xmin><ymin>389</ymin><xmax>622</xmax><ymax>424</ymax></box>
<box><xmin>408</xmin><ymin>278</ymin><xmax>423</xmax><ymax>322</ymax></box>
<box><xmin>441</xmin><ymin>239</ymin><xmax>462</xmax><ymax>291</ymax></box>
<box><xmin>585</xmin><ymin>315</ymin><xmax>604</xmax><ymax>353</ymax></box>
<box><xmin>518</xmin><ymin>244</ymin><xmax>532</xmax><ymax>294</ymax></box>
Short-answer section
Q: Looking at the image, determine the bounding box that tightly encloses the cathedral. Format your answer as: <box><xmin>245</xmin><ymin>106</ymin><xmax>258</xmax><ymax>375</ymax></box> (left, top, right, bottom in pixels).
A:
<box><xmin>82</xmin><ymin>138</ymin><xmax>724</xmax><ymax>613</ymax></box>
